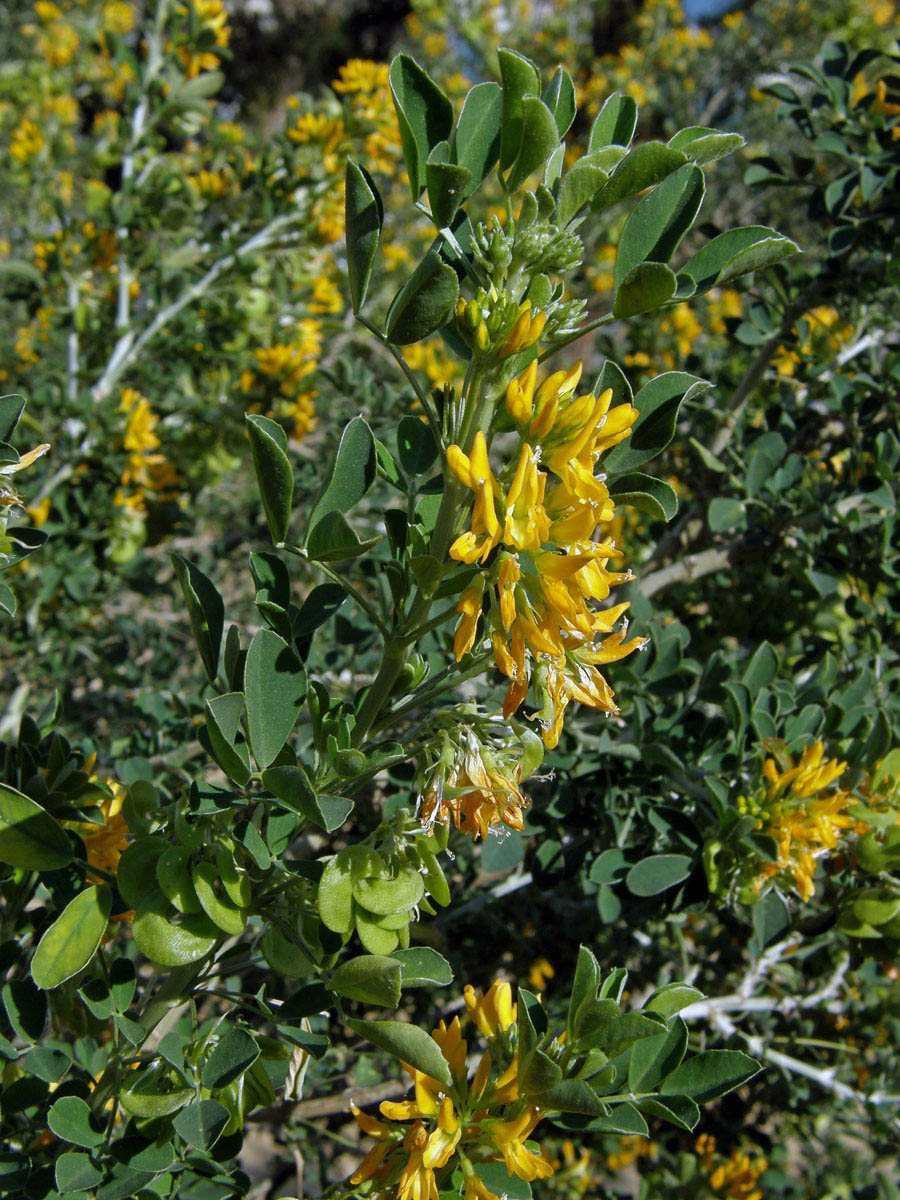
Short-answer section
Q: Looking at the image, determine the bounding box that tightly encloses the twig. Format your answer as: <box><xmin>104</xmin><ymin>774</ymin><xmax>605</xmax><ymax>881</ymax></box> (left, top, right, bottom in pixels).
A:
<box><xmin>66</xmin><ymin>278</ymin><xmax>79</xmax><ymax>405</ymax></box>
<box><xmin>640</xmin><ymin>541</ymin><xmax>743</xmax><ymax>598</ymax></box>
<box><xmin>92</xmin><ymin>213</ymin><xmax>307</xmax><ymax>400</ymax></box>
<box><xmin>99</xmin><ymin>0</ymin><xmax>170</xmax><ymax>398</ymax></box>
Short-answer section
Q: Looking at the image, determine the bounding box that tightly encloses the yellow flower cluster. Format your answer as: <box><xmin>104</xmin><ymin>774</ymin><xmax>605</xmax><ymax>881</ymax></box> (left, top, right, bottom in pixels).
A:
<box><xmin>247</xmin><ymin>318</ymin><xmax>322</xmax><ymax>440</ymax></box>
<box><xmin>772</xmin><ymin>306</ymin><xmax>854</xmax><ymax>378</ymax></box>
<box><xmin>350</xmin><ymin>982</ymin><xmax>554</xmax><ymax>1200</ymax></box>
<box><xmin>9</xmin><ymin>118</ymin><xmax>45</xmax><ymax>164</ymax></box>
<box><xmin>695</xmin><ymin>1134</ymin><xmax>768</xmax><ymax>1200</ymax></box>
<box><xmin>175</xmin><ymin>0</ymin><xmax>230</xmax><ymax>78</ymax></box>
<box><xmin>114</xmin><ymin>388</ymin><xmax>178</xmax><ymax>513</ymax></box>
<box><xmin>80</xmin><ymin>781</ymin><xmax>130</xmax><ymax>885</ymax></box>
<box><xmin>605</xmin><ymin>1133</ymin><xmax>658</xmax><ymax>1172</ymax></box>
<box><xmin>739</xmin><ymin>741</ymin><xmax>869</xmax><ymax>902</ymax></box>
<box><xmin>448</xmin><ymin>354</ymin><xmax>645</xmax><ymax>748</ymax></box>
<box><xmin>421</xmin><ymin>726</ymin><xmax>527</xmax><ymax>840</ymax></box>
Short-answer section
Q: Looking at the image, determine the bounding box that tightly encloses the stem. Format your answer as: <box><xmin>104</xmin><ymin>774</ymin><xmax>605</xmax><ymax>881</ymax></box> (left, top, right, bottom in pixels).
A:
<box><xmin>93</xmin><ymin>213</ymin><xmax>308</xmax><ymax>400</ymax></box>
<box><xmin>282</xmin><ymin>547</ymin><xmax>389</xmax><ymax>638</ymax></box>
<box><xmin>539</xmin><ymin>310</ymin><xmax>616</xmax><ymax>361</ymax></box>
<box><xmin>350</xmin><ymin>639</ymin><xmax>409</xmax><ymax>748</ymax></box>
<box><xmin>710</xmin><ymin>296</ymin><xmax>807</xmax><ymax>457</ymax></box>
<box><xmin>356</xmin><ymin>314</ymin><xmax>444</xmax><ymax>449</ymax></box>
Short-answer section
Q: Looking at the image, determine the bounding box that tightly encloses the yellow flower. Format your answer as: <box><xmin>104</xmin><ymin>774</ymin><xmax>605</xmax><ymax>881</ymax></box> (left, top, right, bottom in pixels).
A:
<box><xmin>0</xmin><ymin>443</ymin><xmax>51</xmax><ymax>509</ymax></box>
<box><xmin>80</xmin><ymin>783</ymin><xmax>130</xmax><ymax>884</ymax></box>
<box><xmin>464</xmin><ymin>980</ymin><xmax>515</xmax><ymax>1037</ymax></box>
<box><xmin>349</xmin><ymin>982</ymin><xmax>555</xmax><ymax>1199</ymax></box>
<box><xmin>446</xmin><ymin>359</ymin><xmax>644</xmax><ymax>746</ymax></box>
<box><xmin>747</xmin><ymin>742</ymin><xmax>870</xmax><ymax>901</ymax></box>
<box><xmin>102</xmin><ymin>1</ymin><xmax>135</xmax><ymax>33</ymax></box>
<box><xmin>421</xmin><ymin>725</ymin><xmax>527</xmax><ymax>840</ymax></box>
<box><xmin>527</xmin><ymin>957</ymin><xmax>555</xmax><ymax>991</ymax></box>
<box><xmin>10</xmin><ymin>118</ymin><xmax>45</xmax><ymax>164</ymax></box>
<box><xmin>309</xmin><ymin>274</ymin><xmax>342</xmax><ymax>315</ymax></box>
<box><xmin>332</xmin><ymin>59</ymin><xmax>390</xmax><ymax>95</ymax></box>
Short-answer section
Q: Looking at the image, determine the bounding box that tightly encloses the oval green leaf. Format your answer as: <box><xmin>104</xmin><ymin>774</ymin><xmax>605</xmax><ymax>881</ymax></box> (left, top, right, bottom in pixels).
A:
<box><xmin>31</xmin><ymin>885</ymin><xmax>112</xmax><ymax>989</ymax></box>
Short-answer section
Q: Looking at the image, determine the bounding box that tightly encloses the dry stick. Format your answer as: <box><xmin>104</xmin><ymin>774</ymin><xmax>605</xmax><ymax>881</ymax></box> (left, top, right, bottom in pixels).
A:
<box><xmin>98</xmin><ymin>0</ymin><xmax>170</xmax><ymax>399</ymax></box>
<box><xmin>681</xmin><ymin>942</ymin><xmax>900</xmax><ymax>1129</ymax></box>
<box><xmin>92</xmin><ymin>215</ymin><xmax>307</xmax><ymax>401</ymax></box>
<box><xmin>640</xmin><ymin>540</ymin><xmax>744</xmax><ymax>599</ymax></box>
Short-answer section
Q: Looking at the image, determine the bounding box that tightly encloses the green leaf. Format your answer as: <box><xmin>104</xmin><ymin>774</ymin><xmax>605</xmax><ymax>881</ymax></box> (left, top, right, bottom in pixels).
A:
<box><xmin>613</xmin><ymin>261</ymin><xmax>677</xmax><ymax>318</ymax></box>
<box><xmin>306</xmin><ymin>510</ymin><xmax>380</xmax><ymax>562</ymax></box>
<box><xmin>171</xmin><ymin>554</ymin><xmax>224</xmax><ymax>685</ymax></box>
<box><xmin>519</xmin><ymin>1048</ymin><xmax>563</xmax><ymax>1093</ymax></box>
<box><xmin>307</xmin><ymin>416</ymin><xmax>376</xmax><ymax>532</ymax></box>
<box><xmin>56</xmin><ymin>1151</ymin><xmax>104</xmax><ymax>1193</ymax></box>
<box><xmin>24</xmin><ymin>1045</ymin><xmax>72</xmax><ymax>1083</ymax></box>
<box><xmin>680</xmin><ymin>226</ymin><xmax>800</xmax><ymax>294</ymax></box>
<box><xmin>132</xmin><ymin>894</ymin><xmax>219</xmax><ymax>966</ymax></box>
<box><xmin>397</xmin><ymin>416</ymin><xmax>439</xmax><ymax>477</ymax></box>
<box><xmin>0</xmin><ymin>783</ymin><xmax>72</xmax><ymax>870</ymax></box>
<box><xmin>556</xmin><ymin>154</ymin><xmax>610</xmax><ymax>226</ymax></box>
<box><xmin>426</xmin><ymin>141</ymin><xmax>472</xmax><ymax>229</ymax></box>
<box><xmin>262</xmin><ymin>766</ymin><xmax>353</xmax><ymax>832</ymax></box>
<box><xmin>331</xmin><ymin>955</ymin><xmax>403</xmax><ymax>1007</ymax></box>
<box><xmin>192</xmin><ymin>861</ymin><xmax>246</xmax><ymax>936</ymax></box>
<box><xmin>390</xmin><ymin>947</ymin><xmax>453</xmax><ymax>987</ymax></box>
<box><xmin>593</xmin><ymin>1103</ymin><xmax>650</xmax><ymax>1135</ymax></box>
<box><xmin>347</xmin><ymin>1018</ymin><xmax>453</xmax><ymax>1089</ymax></box>
<box><xmin>48</xmin><ymin>1096</ymin><xmax>104</xmax><ymax>1149</ymax></box>
<box><xmin>0</xmin><ymin>581</ymin><xmax>16</xmax><ymax>618</ymax></box>
<box><xmin>280</xmin><ymin>982</ymin><xmax>333</xmax><ymax>1022</ymax></box>
<box><xmin>120</xmin><ymin>1065</ymin><xmax>192</xmax><ymax>1118</ymax></box>
<box><xmin>588</xmin><ymin>92</ymin><xmax>637</xmax><ymax>150</ymax></box>
<box><xmin>615</xmin><ymin>165</ymin><xmax>705</xmax><ymax>288</ymax></box>
<box><xmin>640</xmin><ymin>1094</ymin><xmax>700</xmax><ymax>1130</ymax></box>
<box><xmin>567</xmin><ymin>945</ymin><xmax>602</xmax><ymax>1044</ymax></box>
<box><xmin>352</xmin><ymin>870</ymin><xmax>424</xmax><ymax>916</ymax></box>
<box><xmin>591</xmin><ymin>142</ymin><xmax>688</xmax><ymax>212</ymax></box>
<box><xmin>386</xmin><ymin>250</ymin><xmax>459</xmax><ymax>346</ymax></box>
<box><xmin>644</xmin><ymin>983</ymin><xmax>704</xmax><ymax>1019</ymax></box>
<box><xmin>668</xmin><ymin>126</ymin><xmax>745</xmax><ymax>165</ymax></box>
<box><xmin>116</xmin><ymin>836</ymin><xmax>166</xmax><ymax>909</ymax></box>
<box><xmin>2</xmin><ymin>978</ymin><xmax>46</xmax><ymax>1042</ymax></box>
<box><xmin>453</xmin><ymin>82</ymin><xmax>502</xmax><ymax>193</ymax></box>
<box><xmin>539</xmin><ymin>1078</ymin><xmax>606</xmax><ymax>1116</ymax></box>
<box><xmin>204</xmin><ymin>693</ymin><xmax>251</xmax><ymax>787</ymax></box>
<box><xmin>708</xmin><ymin>496</ymin><xmax>745</xmax><ymax>533</ymax></box>
<box><xmin>201</xmin><ymin>1025</ymin><xmax>260</xmax><ymax>1089</ymax></box>
<box><xmin>0</xmin><ymin>395</ymin><xmax>26</xmax><ymax>442</ymax></box>
<box><xmin>606</xmin><ymin>371</ymin><xmax>708</xmax><ymax>474</ymax></box>
<box><xmin>389</xmin><ymin>54</ymin><xmax>454</xmax><ymax>197</ymax></box>
<box><xmin>662</xmin><ymin>1049</ymin><xmax>761</xmax><ymax>1101</ymax></box>
<box><xmin>261</xmin><ymin>927</ymin><xmax>314</xmax><ymax>978</ymax></box>
<box><xmin>345</xmin><ymin>160</ymin><xmax>383</xmax><ymax>312</ymax></box>
<box><xmin>244</xmin><ymin>629</ymin><xmax>306</xmax><ymax>769</ymax></box>
<box><xmin>318</xmin><ymin>854</ymin><xmax>355</xmax><ymax>934</ymax></box>
<box><xmin>498</xmin><ymin>48</ymin><xmax>541</xmax><ymax>169</ymax></box>
<box><xmin>629</xmin><ymin>1018</ymin><xmax>688</xmax><ymax>1092</ymax></box>
<box><xmin>31</xmin><ymin>886</ymin><xmax>112</xmax><ymax>989</ymax></box>
<box><xmin>608</xmin><ymin>472</ymin><xmax>678</xmax><ymax>521</ymax></box>
<box><xmin>173</xmin><ymin>1100</ymin><xmax>230</xmax><ymax>1151</ymax></box>
<box><xmin>626</xmin><ymin>854</ymin><xmax>693</xmax><ymax>897</ymax></box>
<box><xmin>246</xmin><ymin>414</ymin><xmax>294</xmax><ymax>546</ymax></box>
<box><xmin>541</xmin><ymin>66</ymin><xmax>576</xmax><ymax>137</ymax></box>
<box><xmin>477</xmin><ymin>1162</ymin><xmax>532</xmax><ymax>1200</ymax></box>
<box><xmin>506</xmin><ymin>96</ymin><xmax>560</xmax><ymax>192</ymax></box>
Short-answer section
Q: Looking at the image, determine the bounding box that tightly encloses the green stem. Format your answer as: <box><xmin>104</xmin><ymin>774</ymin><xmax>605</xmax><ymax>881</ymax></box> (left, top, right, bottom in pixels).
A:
<box><xmin>282</xmin><ymin>546</ymin><xmax>389</xmax><ymax>639</ymax></box>
<box><xmin>350</xmin><ymin>638</ymin><xmax>409</xmax><ymax>748</ymax></box>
